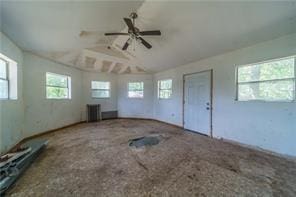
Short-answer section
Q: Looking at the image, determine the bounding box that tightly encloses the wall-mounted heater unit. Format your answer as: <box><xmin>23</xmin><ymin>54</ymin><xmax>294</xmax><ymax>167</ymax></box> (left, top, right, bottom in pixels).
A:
<box><xmin>86</xmin><ymin>104</ymin><xmax>101</xmax><ymax>122</ymax></box>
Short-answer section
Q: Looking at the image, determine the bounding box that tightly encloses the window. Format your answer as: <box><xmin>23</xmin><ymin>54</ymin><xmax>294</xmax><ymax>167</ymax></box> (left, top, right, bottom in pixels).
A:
<box><xmin>91</xmin><ymin>81</ymin><xmax>110</xmax><ymax>98</ymax></box>
<box><xmin>46</xmin><ymin>72</ymin><xmax>71</xmax><ymax>99</ymax></box>
<box><xmin>158</xmin><ymin>79</ymin><xmax>172</xmax><ymax>99</ymax></box>
<box><xmin>128</xmin><ymin>82</ymin><xmax>144</xmax><ymax>98</ymax></box>
<box><xmin>0</xmin><ymin>58</ymin><xmax>8</xmax><ymax>99</ymax></box>
<box><xmin>237</xmin><ymin>56</ymin><xmax>295</xmax><ymax>101</ymax></box>
<box><xmin>0</xmin><ymin>53</ymin><xmax>17</xmax><ymax>100</ymax></box>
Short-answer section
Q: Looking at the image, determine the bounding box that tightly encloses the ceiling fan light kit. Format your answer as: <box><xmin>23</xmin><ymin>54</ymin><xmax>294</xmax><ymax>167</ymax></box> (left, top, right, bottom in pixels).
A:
<box><xmin>104</xmin><ymin>12</ymin><xmax>161</xmax><ymax>51</ymax></box>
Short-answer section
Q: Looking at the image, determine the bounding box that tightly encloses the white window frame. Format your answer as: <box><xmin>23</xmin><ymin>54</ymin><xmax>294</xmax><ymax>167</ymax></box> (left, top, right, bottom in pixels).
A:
<box><xmin>236</xmin><ymin>55</ymin><xmax>296</xmax><ymax>102</ymax></box>
<box><xmin>158</xmin><ymin>79</ymin><xmax>172</xmax><ymax>99</ymax></box>
<box><xmin>128</xmin><ymin>82</ymin><xmax>144</xmax><ymax>98</ymax></box>
<box><xmin>91</xmin><ymin>81</ymin><xmax>110</xmax><ymax>99</ymax></box>
<box><xmin>0</xmin><ymin>53</ymin><xmax>17</xmax><ymax>100</ymax></box>
<box><xmin>46</xmin><ymin>72</ymin><xmax>71</xmax><ymax>99</ymax></box>
<box><xmin>0</xmin><ymin>58</ymin><xmax>9</xmax><ymax>100</ymax></box>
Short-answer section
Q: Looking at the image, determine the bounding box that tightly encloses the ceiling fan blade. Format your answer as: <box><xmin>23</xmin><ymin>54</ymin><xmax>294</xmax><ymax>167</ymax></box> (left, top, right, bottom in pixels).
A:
<box><xmin>122</xmin><ymin>39</ymin><xmax>130</xmax><ymax>50</ymax></box>
<box><xmin>139</xmin><ymin>30</ymin><xmax>161</xmax><ymax>36</ymax></box>
<box><xmin>124</xmin><ymin>18</ymin><xmax>135</xmax><ymax>33</ymax></box>
<box><xmin>104</xmin><ymin>32</ymin><xmax>129</xmax><ymax>36</ymax></box>
<box><xmin>138</xmin><ymin>37</ymin><xmax>152</xmax><ymax>49</ymax></box>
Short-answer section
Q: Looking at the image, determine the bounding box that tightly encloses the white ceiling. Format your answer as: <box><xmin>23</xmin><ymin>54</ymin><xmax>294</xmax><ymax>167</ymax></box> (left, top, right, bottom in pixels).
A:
<box><xmin>1</xmin><ymin>1</ymin><xmax>296</xmax><ymax>73</ymax></box>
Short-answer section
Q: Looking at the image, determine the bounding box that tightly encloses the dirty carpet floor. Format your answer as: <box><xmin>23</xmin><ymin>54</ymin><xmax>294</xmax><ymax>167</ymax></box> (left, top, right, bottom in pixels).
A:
<box><xmin>7</xmin><ymin>119</ymin><xmax>296</xmax><ymax>197</ymax></box>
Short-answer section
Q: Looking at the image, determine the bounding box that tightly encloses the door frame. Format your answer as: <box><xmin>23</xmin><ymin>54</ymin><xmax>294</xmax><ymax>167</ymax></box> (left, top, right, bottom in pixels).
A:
<box><xmin>182</xmin><ymin>69</ymin><xmax>213</xmax><ymax>137</ymax></box>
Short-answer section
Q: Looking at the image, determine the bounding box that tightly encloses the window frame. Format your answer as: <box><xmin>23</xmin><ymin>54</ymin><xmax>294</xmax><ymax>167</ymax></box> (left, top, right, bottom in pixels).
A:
<box><xmin>46</xmin><ymin>72</ymin><xmax>71</xmax><ymax>100</ymax></box>
<box><xmin>158</xmin><ymin>79</ymin><xmax>172</xmax><ymax>99</ymax></box>
<box><xmin>127</xmin><ymin>81</ymin><xmax>144</xmax><ymax>99</ymax></box>
<box><xmin>0</xmin><ymin>58</ymin><xmax>9</xmax><ymax>100</ymax></box>
<box><xmin>91</xmin><ymin>81</ymin><xmax>111</xmax><ymax>99</ymax></box>
<box><xmin>235</xmin><ymin>55</ymin><xmax>296</xmax><ymax>102</ymax></box>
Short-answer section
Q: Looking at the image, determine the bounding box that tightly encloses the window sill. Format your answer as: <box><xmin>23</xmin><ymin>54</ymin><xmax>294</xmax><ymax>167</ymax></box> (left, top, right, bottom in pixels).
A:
<box><xmin>46</xmin><ymin>98</ymin><xmax>72</xmax><ymax>100</ymax></box>
<box><xmin>158</xmin><ymin>97</ymin><xmax>172</xmax><ymax>100</ymax></box>
<box><xmin>127</xmin><ymin>97</ymin><xmax>144</xmax><ymax>99</ymax></box>
<box><xmin>0</xmin><ymin>98</ymin><xmax>18</xmax><ymax>101</ymax></box>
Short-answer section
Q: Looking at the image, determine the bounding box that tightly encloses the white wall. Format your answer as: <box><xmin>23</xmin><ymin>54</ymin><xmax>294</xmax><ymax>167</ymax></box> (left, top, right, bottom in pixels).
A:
<box><xmin>81</xmin><ymin>71</ymin><xmax>118</xmax><ymax>121</ymax></box>
<box><xmin>0</xmin><ymin>46</ymin><xmax>121</xmax><ymax>153</ymax></box>
<box><xmin>0</xmin><ymin>32</ymin><xmax>24</xmax><ymax>154</ymax></box>
<box><xmin>1</xmin><ymin>31</ymin><xmax>295</xmax><ymax>157</ymax></box>
<box><xmin>154</xmin><ymin>33</ymin><xmax>296</xmax><ymax>156</ymax></box>
<box><xmin>118</xmin><ymin>74</ymin><xmax>154</xmax><ymax>119</ymax></box>
<box><xmin>23</xmin><ymin>52</ymin><xmax>83</xmax><ymax>137</ymax></box>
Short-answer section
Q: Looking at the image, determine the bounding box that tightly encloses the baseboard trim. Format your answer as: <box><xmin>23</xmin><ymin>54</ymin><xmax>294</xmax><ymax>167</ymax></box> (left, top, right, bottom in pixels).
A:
<box><xmin>117</xmin><ymin>117</ymin><xmax>183</xmax><ymax>129</ymax></box>
<box><xmin>219</xmin><ymin>137</ymin><xmax>296</xmax><ymax>162</ymax></box>
<box><xmin>128</xmin><ymin>118</ymin><xmax>296</xmax><ymax>160</ymax></box>
<box><xmin>3</xmin><ymin>121</ymin><xmax>84</xmax><ymax>156</ymax></box>
<box><xmin>153</xmin><ymin>119</ymin><xmax>183</xmax><ymax>129</ymax></box>
<box><xmin>4</xmin><ymin>118</ymin><xmax>295</xmax><ymax>161</ymax></box>
<box><xmin>26</xmin><ymin>121</ymin><xmax>85</xmax><ymax>140</ymax></box>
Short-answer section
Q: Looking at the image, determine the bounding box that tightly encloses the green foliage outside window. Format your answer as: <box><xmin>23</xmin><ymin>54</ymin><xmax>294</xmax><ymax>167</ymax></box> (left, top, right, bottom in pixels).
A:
<box><xmin>158</xmin><ymin>79</ymin><xmax>172</xmax><ymax>99</ymax></box>
<box><xmin>128</xmin><ymin>82</ymin><xmax>144</xmax><ymax>98</ymax></box>
<box><xmin>238</xmin><ymin>57</ymin><xmax>295</xmax><ymax>101</ymax></box>
<box><xmin>46</xmin><ymin>73</ymin><xmax>70</xmax><ymax>99</ymax></box>
<box><xmin>91</xmin><ymin>81</ymin><xmax>110</xmax><ymax>98</ymax></box>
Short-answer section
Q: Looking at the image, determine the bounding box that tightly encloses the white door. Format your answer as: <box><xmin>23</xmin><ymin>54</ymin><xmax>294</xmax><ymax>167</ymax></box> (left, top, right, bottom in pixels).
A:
<box><xmin>184</xmin><ymin>71</ymin><xmax>212</xmax><ymax>135</ymax></box>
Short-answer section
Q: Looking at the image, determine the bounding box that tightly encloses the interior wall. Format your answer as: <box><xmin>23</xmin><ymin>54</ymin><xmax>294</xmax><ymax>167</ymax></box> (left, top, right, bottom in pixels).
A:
<box><xmin>153</xmin><ymin>33</ymin><xmax>296</xmax><ymax>156</ymax></box>
<box><xmin>0</xmin><ymin>32</ymin><xmax>24</xmax><ymax>154</ymax></box>
<box><xmin>117</xmin><ymin>74</ymin><xmax>154</xmax><ymax>119</ymax></box>
<box><xmin>1</xmin><ymin>30</ymin><xmax>295</xmax><ymax>158</ymax></box>
<box><xmin>23</xmin><ymin>52</ymin><xmax>83</xmax><ymax>138</ymax></box>
<box><xmin>81</xmin><ymin>71</ymin><xmax>118</xmax><ymax>121</ymax></box>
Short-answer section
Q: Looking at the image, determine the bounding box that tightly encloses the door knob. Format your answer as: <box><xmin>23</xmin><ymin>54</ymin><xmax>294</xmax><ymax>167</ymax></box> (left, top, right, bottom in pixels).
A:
<box><xmin>206</xmin><ymin>107</ymin><xmax>210</xmax><ymax>110</ymax></box>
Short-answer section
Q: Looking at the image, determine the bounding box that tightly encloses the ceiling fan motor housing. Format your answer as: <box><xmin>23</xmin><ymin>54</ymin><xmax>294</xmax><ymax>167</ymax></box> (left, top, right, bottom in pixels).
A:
<box><xmin>130</xmin><ymin>12</ymin><xmax>138</xmax><ymax>19</ymax></box>
<box><xmin>128</xmin><ymin>27</ymin><xmax>140</xmax><ymax>35</ymax></box>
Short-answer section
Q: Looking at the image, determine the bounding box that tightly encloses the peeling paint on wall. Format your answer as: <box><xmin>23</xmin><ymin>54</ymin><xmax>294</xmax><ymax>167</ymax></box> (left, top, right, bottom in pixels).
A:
<box><xmin>111</xmin><ymin>63</ymin><xmax>124</xmax><ymax>73</ymax></box>
<box><xmin>88</xmin><ymin>46</ymin><xmax>129</xmax><ymax>60</ymax></box>
<box><xmin>101</xmin><ymin>60</ymin><xmax>112</xmax><ymax>72</ymax></box>
<box><xmin>123</xmin><ymin>66</ymin><xmax>131</xmax><ymax>74</ymax></box>
<box><xmin>136</xmin><ymin>66</ymin><xmax>145</xmax><ymax>73</ymax></box>
<box><xmin>85</xmin><ymin>56</ymin><xmax>96</xmax><ymax>68</ymax></box>
<box><xmin>68</xmin><ymin>54</ymin><xmax>80</xmax><ymax>66</ymax></box>
<box><xmin>96</xmin><ymin>37</ymin><xmax>112</xmax><ymax>45</ymax></box>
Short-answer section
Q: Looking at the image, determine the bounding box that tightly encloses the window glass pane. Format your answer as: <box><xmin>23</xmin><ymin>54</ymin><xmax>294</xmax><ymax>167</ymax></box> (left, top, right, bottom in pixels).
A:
<box><xmin>159</xmin><ymin>90</ymin><xmax>172</xmax><ymax>99</ymax></box>
<box><xmin>238</xmin><ymin>79</ymin><xmax>294</xmax><ymax>101</ymax></box>
<box><xmin>128</xmin><ymin>91</ymin><xmax>143</xmax><ymax>98</ymax></box>
<box><xmin>238</xmin><ymin>58</ymin><xmax>294</xmax><ymax>82</ymax></box>
<box><xmin>0</xmin><ymin>79</ymin><xmax>8</xmax><ymax>99</ymax></box>
<box><xmin>46</xmin><ymin>73</ymin><xmax>68</xmax><ymax>87</ymax></box>
<box><xmin>128</xmin><ymin>82</ymin><xmax>143</xmax><ymax>91</ymax></box>
<box><xmin>160</xmin><ymin>79</ymin><xmax>172</xmax><ymax>89</ymax></box>
<box><xmin>91</xmin><ymin>81</ymin><xmax>110</xmax><ymax>90</ymax></box>
<box><xmin>158</xmin><ymin>79</ymin><xmax>172</xmax><ymax>99</ymax></box>
<box><xmin>92</xmin><ymin>90</ymin><xmax>110</xmax><ymax>98</ymax></box>
<box><xmin>46</xmin><ymin>87</ymin><xmax>69</xmax><ymax>99</ymax></box>
<box><xmin>0</xmin><ymin>59</ymin><xmax>7</xmax><ymax>79</ymax></box>
<box><xmin>128</xmin><ymin>82</ymin><xmax>144</xmax><ymax>98</ymax></box>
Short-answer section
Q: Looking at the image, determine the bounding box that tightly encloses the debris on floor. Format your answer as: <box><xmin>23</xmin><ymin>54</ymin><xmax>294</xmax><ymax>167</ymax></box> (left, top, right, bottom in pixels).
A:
<box><xmin>0</xmin><ymin>139</ymin><xmax>48</xmax><ymax>195</ymax></box>
<box><xmin>5</xmin><ymin>119</ymin><xmax>296</xmax><ymax>197</ymax></box>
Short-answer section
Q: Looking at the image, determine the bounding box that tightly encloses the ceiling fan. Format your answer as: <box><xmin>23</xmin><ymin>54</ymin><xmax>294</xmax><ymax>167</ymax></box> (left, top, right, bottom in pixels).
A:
<box><xmin>104</xmin><ymin>12</ymin><xmax>161</xmax><ymax>50</ymax></box>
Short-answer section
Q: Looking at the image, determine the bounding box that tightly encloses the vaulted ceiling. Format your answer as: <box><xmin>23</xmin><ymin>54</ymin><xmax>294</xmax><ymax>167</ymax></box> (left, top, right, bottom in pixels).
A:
<box><xmin>1</xmin><ymin>1</ymin><xmax>296</xmax><ymax>74</ymax></box>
